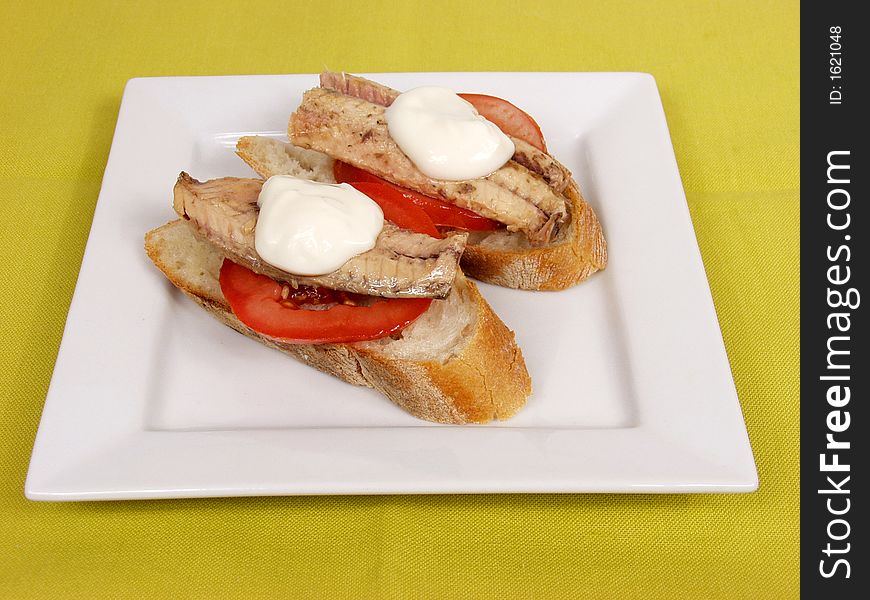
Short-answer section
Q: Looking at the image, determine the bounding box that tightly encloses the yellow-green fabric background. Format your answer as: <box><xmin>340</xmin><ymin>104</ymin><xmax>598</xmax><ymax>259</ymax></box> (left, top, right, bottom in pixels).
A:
<box><xmin>0</xmin><ymin>1</ymin><xmax>799</xmax><ymax>598</ymax></box>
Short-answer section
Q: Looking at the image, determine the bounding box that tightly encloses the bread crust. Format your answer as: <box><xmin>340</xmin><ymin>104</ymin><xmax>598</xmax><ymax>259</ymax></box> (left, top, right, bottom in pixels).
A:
<box><xmin>144</xmin><ymin>220</ymin><xmax>530</xmax><ymax>424</ymax></box>
<box><xmin>461</xmin><ymin>179</ymin><xmax>607</xmax><ymax>290</ymax></box>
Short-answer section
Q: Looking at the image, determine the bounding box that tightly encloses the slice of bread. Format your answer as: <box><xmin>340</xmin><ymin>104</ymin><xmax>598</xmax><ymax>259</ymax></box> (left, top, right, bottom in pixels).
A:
<box><xmin>144</xmin><ymin>219</ymin><xmax>531</xmax><ymax>424</ymax></box>
<box><xmin>236</xmin><ymin>136</ymin><xmax>606</xmax><ymax>291</ymax></box>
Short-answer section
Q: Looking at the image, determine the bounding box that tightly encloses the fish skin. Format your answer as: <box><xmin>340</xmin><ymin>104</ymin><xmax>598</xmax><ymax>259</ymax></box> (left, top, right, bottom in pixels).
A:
<box><xmin>290</xmin><ymin>88</ymin><xmax>567</xmax><ymax>245</ymax></box>
<box><xmin>173</xmin><ymin>172</ymin><xmax>467</xmax><ymax>299</ymax></box>
<box><xmin>320</xmin><ymin>71</ymin><xmax>400</xmax><ymax>107</ymax></box>
<box><xmin>318</xmin><ymin>71</ymin><xmax>572</xmax><ymax>196</ymax></box>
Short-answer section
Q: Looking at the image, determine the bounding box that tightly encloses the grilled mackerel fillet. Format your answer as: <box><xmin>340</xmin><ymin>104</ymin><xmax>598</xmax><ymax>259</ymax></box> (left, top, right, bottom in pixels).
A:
<box><xmin>290</xmin><ymin>75</ymin><xmax>571</xmax><ymax>246</ymax></box>
<box><xmin>319</xmin><ymin>71</ymin><xmax>572</xmax><ymax>195</ymax></box>
<box><xmin>173</xmin><ymin>172</ymin><xmax>467</xmax><ymax>299</ymax></box>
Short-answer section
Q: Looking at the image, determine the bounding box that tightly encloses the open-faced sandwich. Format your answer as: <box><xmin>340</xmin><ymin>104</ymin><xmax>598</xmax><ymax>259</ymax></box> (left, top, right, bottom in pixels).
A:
<box><xmin>237</xmin><ymin>71</ymin><xmax>607</xmax><ymax>290</ymax></box>
<box><xmin>144</xmin><ymin>72</ymin><xmax>610</xmax><ymax>424</ymax></box>
<box><xmin>145</xmin><ymin>171</ymin><xmax>531</xmax><ymax>424</ymax></box>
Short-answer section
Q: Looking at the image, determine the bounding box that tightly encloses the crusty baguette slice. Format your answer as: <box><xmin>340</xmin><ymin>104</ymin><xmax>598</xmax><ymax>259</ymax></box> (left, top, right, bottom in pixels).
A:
<box><xmin>236</xmin><ymin>136</ymin><xmax>606</xmax><ymax>291</ymax></box>
<box><xmin>144</xmin><ymin>219</ymin><xmax>531</xmax><ymax>424</ymax></box>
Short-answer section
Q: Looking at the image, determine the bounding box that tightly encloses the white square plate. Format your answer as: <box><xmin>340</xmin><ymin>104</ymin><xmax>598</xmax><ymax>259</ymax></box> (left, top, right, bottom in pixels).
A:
<box><xmin>26</xmin><ymin>73</ymin><xmax>757</xmax><ymax>500</ymax></box>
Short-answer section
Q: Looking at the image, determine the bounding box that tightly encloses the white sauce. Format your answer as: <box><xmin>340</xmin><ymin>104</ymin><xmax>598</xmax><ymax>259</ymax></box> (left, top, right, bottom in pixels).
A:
<box><xmin>385</xmin><ymin>86</ymin><xmax>515</xmax><ymax>181</ymax></box>
<box><xmin>255</xmin><ymin>176</ymin><xmax>384</xmax><ymax>276</ymax></box>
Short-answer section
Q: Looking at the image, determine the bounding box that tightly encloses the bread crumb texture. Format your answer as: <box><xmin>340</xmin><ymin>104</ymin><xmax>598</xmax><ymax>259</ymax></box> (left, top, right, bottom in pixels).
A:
<box><xmin>145</xmin><ymin>220</ymin><xmax>530</xmax><ymax>423</ymax></box>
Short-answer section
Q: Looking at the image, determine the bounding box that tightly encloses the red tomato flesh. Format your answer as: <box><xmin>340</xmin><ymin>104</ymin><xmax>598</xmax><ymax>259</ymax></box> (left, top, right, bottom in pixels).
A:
<box><xmin>219</xmin><ymin>179</ymin><xmax>443</xmax><ymax>344</ymax></box>
<box><xmin>459</xmin><ymin>93</ymin><xmax>547</xmax><ymax>152</ymax></box>
<box><xmin>349</xmin><ymin>181</ymin><xmax>441</xmax><ymax>238</ymax></box>
<box><xmin>219</xmin><ymin>260</ymin><xmax>431</xmax><ymax>344</ymax></box>
<box><xmin>334</xmin><ymin>161</ymin><xmax>501</xmax><ymax>231</ymax></box>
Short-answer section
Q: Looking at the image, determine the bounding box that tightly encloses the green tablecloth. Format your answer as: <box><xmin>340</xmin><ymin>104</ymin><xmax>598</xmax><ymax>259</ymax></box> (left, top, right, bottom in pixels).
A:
<box><xmin>0</xmin><ymin>1</ymin><xmax>799</xmax><ymax>597</ymax></box>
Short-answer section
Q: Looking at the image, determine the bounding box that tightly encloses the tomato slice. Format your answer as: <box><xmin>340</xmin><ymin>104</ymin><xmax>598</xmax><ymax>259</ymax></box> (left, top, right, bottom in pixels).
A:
<box><xmin>349</xmin><ymin>181</ymin><xmax>441</xmax><ymax>238</ymax></box>
<box><xmin>220</xmin><ymin>260</ymin><xmax>432</xmax><ymax>343</ymax></box>
<box><xmin>334</xmin><ymin>161</ymin><xmax>501</xmax><ymax>231</ymax></box>
<box><xmin>459</xmin><ymin>93</ymin><xmax>547</xmax><ymax>152</ymax></box>
<box><xmin>219</xmin><ymin>180</ymin><xmax>442</xmax><ymax>344</ymax></box>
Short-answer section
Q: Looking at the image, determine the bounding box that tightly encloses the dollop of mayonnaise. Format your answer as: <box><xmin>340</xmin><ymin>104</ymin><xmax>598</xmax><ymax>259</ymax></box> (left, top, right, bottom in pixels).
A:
<box><xmin>255</xmin><ymin>176</ymin><xmax>384</xmax><ymax>276</ymax></box>
<box><xmin>385</xmin><ymin>86</ymin><xmax>515</xmax><ymax>181</ymax></box>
